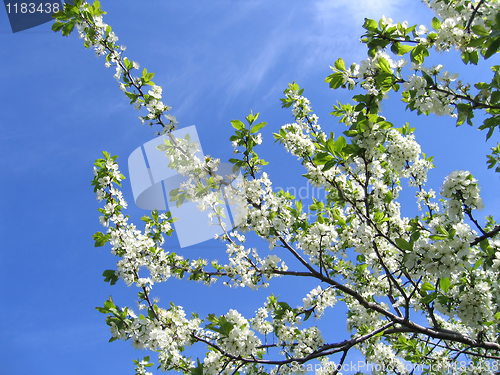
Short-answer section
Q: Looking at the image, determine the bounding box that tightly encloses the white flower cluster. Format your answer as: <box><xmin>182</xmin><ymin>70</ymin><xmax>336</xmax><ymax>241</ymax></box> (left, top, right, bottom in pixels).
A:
<box><xmin>347</xmin><ymin>217</ymin><xmax>376</xmax><ymax>255</ymax></box>
<box><xmin>431</xmin><ymin>268</ymin><xmax>496</xmax><ymax>332</ymax></box>
<box><xmin>156</xmin><ymin>134</ymin><xmax>236</xmax><ymax>232</ymax></box>
<box><xmin>280</xmin><ymin>122</ymin><xmax>316</xmax><ymax>158</ymax></box>
<box><xmin>133</xmin><ymin>357</ymin><xmax>153</xmax><ymax>375</ymax></box>
<box><xmin>385</xmin><ymin>129</ymin><xmax>432</xmax><ymax>185</ymax></box>
<box><xmin>145</xmin><ymin>87</ymin><xmax>168</xmax><ymax>118</ymax></box>
<box><xmin>268</xmin><ymin>305</ymin><xmax>325</xmax><ymax>362</ymax></box>
<box><xmin>403</xmin><ymin>67</ymin><xmax>459</xmax><ymax>117</ymax></box>
<box><xmin>441</xmin><ymin>170</ymin><xmax>484</xmax><ymax>222</ymax></box>
<box><xmin>249</xmin><ymin>307</ymin><xmax>273</xmax><ymax>335</ymax></box>
<box><xmin>73</xmin><ymin>3</ymin><xmax>177</xmax><ymax>133</ymax></box>
<box><xmin>422</xmin><ymin>0</ymin><xmax>500</xmax><ymax>51</ymax></box>
<box><xmin>357</xmin><ymin>51</ymin><xmax>406</xmax><ymax>97</ymax></box>
<box><xmin>223</xmin><ymin>242</ymin><xmax>288</xmax><ymax>289</ymax></box>
<box><xmin>229</xmin><ymin>172</ymin><xmax>299</xmax><ymax>252</ymax></box>
<box><xmin>456</xmin><ymin>275</ymin><xmax>494</xmax><ymax>330</ymax></box>
<box><xmin>345</xmin><ymin>296</ymin><xmax>388</xmax><ymax>333</ymax></box>
<box><xmin>409</xmin><ymin>226</ymin><xmax>473</xmax><ymax>279</ymax></box>
<box><xmin>94</xmin><ymin>158</ymin><xmax>179</xmax><ymax>285</ymax></box>
<box><xmin>217</xmin><ymin>310</ymin><xmax>261</xmax><ymax>357</ymax></box>
<box><xmin>296</xmin><ymin>223</ymin><xmax>338</xmax><ymax>264</ymax></box>
<box><xmin>365</xmin><ymin>342</ymin><xmax>409</xmax><ymax>374</ymax></box>
<box><xmin>278</xmin><ymin>88</ymin><xmax>322</xmax><ymax>159</ymax></box>
<box><xmin>110</xmin><ymin>304</ymin><xmax>201</xmax><ymax>371</ymax></box>
<box><xmin>490</xmin><ymin>239</ymin><xmax>500</xmax><ymax>269</ymax></box>
<box><xmin>416</xmin><ymin>188</ymin><xmax>439</xmax><ymax>212</ymax></box>
<box><xmin>302</xmin><ymin>286</ymin><xmax>337</xmax><ymax>317</ymax></box>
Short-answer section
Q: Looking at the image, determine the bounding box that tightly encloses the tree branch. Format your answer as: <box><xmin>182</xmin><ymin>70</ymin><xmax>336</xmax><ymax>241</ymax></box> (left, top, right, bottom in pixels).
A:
<box><xmin>466</xmin><ymin>0</ymin><xmax>486</xmax><ymax>32</ymax></box>
<box><xmin>471</xmin><ymin>225</ymin><xmax>500</xmax><ymax>246</ymax></box>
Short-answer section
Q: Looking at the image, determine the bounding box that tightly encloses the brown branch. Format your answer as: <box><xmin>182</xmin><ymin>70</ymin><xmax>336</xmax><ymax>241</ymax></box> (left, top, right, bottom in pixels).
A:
<box><xmin>194</xmin><ymin>321</ymin><xmax>395</xmax><ymax>367</ymax></box>
<box><xmin>471</xmin><ymin>225</ymin><xmax>500</xmax><ymax>246</ymax></box>
<box><xmin>466</xmin><ymin>0</ymin><xmax>487</xmax><ymax>32</ymax></box>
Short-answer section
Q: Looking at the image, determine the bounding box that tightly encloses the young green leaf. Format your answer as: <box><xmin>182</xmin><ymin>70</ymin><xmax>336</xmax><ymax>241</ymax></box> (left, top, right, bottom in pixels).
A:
<box><xmin>431</xmin><ymin>17</ymin><xmax>441</xmax><ymax>30</ymax></box>
<box><xmin>250</xmin><ymin>122</ymin><xmax>267</xmax><ymax>134</ymax></box>
<box><xmin>334</xmin><ymin>58</ymin><xmax>346</xmax><ymax>71</ymax></box>
<box><xmin>421</xmin><ymin>282</ymin><xmax>435</xmax><ymax>291</ymax></box>
<box><xmin>231</xmin><ymin>119</ymin><xmax>245</xmax><ymax>131</ymax></box>
<box><xmin>439</xmin><ymin>277</ymin><xmax>451</xmax><ymax>293</ymax></box>
<box><xmin>395</xmin><ymin>238</ymin><xmax>413</xmax><ymax>251</ymax></box>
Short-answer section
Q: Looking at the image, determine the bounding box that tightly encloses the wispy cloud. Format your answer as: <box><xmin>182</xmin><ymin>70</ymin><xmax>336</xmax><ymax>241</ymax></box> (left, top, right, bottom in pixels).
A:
<box><xmin>220</xmin><ymin>7</ymin><xmax>300</xmax><ymax>108</ymax></box>
<box><xmin>313</xmin><ymin>0</ymin><xmax>406</xmax><ymax>26</ymax></box>
<box><xmin>153</xmin><ymin>1</ymin><xmax>428</xmax><ymax>124</ymax></box>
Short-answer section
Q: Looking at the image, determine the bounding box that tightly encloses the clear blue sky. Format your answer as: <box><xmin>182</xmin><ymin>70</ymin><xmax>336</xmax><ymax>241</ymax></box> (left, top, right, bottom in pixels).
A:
<box><xmin>0</xmin><ymin>1</ymin><xmax>498</xmax><ymax>374</ymax></box>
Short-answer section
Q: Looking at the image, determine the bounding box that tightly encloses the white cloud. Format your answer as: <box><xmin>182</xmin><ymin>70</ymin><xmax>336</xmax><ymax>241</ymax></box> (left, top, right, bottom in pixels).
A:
<box><xmin>158</xmin><ymin>0</ymin><xmax>431</xmax><ymax>122</ymax></box>
<box><xmin>313</xmin><ymin>0</ymin><xmax>405</xmax><ymax>26</ymax></box>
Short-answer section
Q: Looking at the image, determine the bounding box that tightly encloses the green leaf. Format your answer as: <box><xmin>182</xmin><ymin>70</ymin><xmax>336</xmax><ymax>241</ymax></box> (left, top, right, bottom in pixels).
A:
<box><xmin>250</xmin><ymin>122</ymin><xmax>267</xmax><ymax>133</ymax></box>
<box><xmin>52</xmin><ymin>9</ymin><xmax>65</xmax><ymax>19</ymax></box>
<box><xmin>206</xmin><ymin>316</ymin><xmax>235</xmax><ymax>336</ymax></box>
<box><xmin>467</xmin><ymin>37</ymin><xmax>487</xmax><ymax>51</ymax></box>
<box><xmin>51</xmin><ymin>21</ymin><xmax>65</xmax><ymax>32</ymax></box>
<box><xmin>157</xmin><ymin>143</ymin><xmax>168</xmax><ymax>151</ymax></box>
<box><xmin>190</xmin><ymin>360</ymin><xmax>204</xmax><ymax>375</ymax></box>
<box><xmin>472</xmin><ymin>25</ymin><xmax>489</xmax><ymax>36</ymax></box>
<box><xmin>421</xmin><ymin>282</ymin><xmax>435</xmax><ymax>291</ymax></box>
<box><xmin>313</xmin><ymin>152</ymin><xmax>333</xmax><ymax>165</ymax></box>
<box><xmin>303</xmin><ymin>310</ymin><xmax>312</xmax><ymax>321</ymax></box>
<box><xmin>103</xmin><ymin>270</ymin><xmax>119</xmax><ymax>286</ymax></box>
<box><xmin>95</xmin><ymin>306</ymin><xmax>109</xmax><ymax>314</ymax></box>
<box><xmin>456</xmin><ymin>103</ymin><xmax>472</xmax><ymax>126</ymax></box>
<box><xmin>61</xmin><ymin>20</ymin><xmax>76</xmax><ymax>36</ymax></box>
<box><xmin>431</xmin><ymin>17</ymin><xmax>441</xmax><ymax>30</ymax></box>
<box><xmin>343</xmin><ymin>143</ymin><xmax>361</xmax><ymax>155</ymax></box>
<box><xmin>484</xmin><ymin>37</ymin><xmax>500</xmax><ymax>59</ymax></box>
<box><xmin>325</xmin><ymin>72</ymin><xmax>344</xmax><ymax>89</ymax></box>
<box><xmin>92</xmin><ymin>0</ymin><xmax>102</xmax><ymax>14</ymax></box>
<box><xmin>230</xmin><ymin>120</ymin><xmax>245</xmax><ymax>131</ymax></box>
<box><xmin>395</xmin><ymin>238</ymin><xmax>412</xmax><ymax>251</ymax></box>
<box><xmin>410</xmin><ymin>45</ymin><xmax>429</xmax><ymax>64</ymax></box>
<box><xmin>378</xmin><ymin>121</ymin><xmax>392</xmax><ymax>130</ymax></box>
<box><xmin>439</xmin><ymin>277</ymin><xmax>450</xmax><ymax>293</ymax></box>
<box><xmin>93</xmin><ymin>232</ymin><xmax>110</xmax><ymax>247</ymax></box>
<box><xmin>391</xmin><ymin>42</ymin><xmax>414</xmax><ymax>55</ymax></box>
<box><xmin>384</xmin><ymin>191</ymin><xmax>393</xmax><ymax>204</ymax></box>
<box><xmin>377</xmin><ymin>57</ymin><xmax>392</xmax><ymax>73</ymax></box>
<box><xmin>103</xmin><ymin>296</ymin><xmax>116</xmax><ymax>310</ymax></box>
<box><xmin>375</xmin><ymin>72</ymin><xmax>395</xmax><ymax>92</ymax></box>
<box><xmin>480</xmin><ymin>238</ymin><xmax>491</xmax><ymax>252</ymax></box>
<box><xmin>410</xmin><ymin>230</ymin><xmax>421</xmax><ymax>243</ymax></box>
<box><xmin>335</xmin><ymin>136</ymin><xmax>347</xmax><ymax>154</ymax></box>
<box><xmin>245</xmin><ymin>111</ymin><xmax>259</xmax><ymax>124</ymax></box>
<box><xmin>429</xmin><ymin>234</ymin><xmax>447</xmax><ymax>240</ymax></box>
<box><xmin>334</xmin><ymin>58</ymin><xmax>346</xmax><ymax>71</ymax></box>
<box><xmin>322</xmin><ymin>159</ymin><xmax>337</xmax><ymax>172</ymax></box>
<box><xmin>175</xmin><ymin>194</ymin><xmax>186</xmax><ymax>208</ymax></box>
<box><xmin>324</xmin><ymin>138</ymin><xmax>335</xmax><ymax>154</ymax></box>
<box><xmin>491</xmin><ymin>91</ymin><xmax>500</xmax><ymax>104</ymax></box>
<box><xmin>363</xmin><ymin>18</ymin><xmax>378</xmax><ymax>32</ymax></box>
<box><xmin>421</xmin><ymin>292</ymin><xmax>437</xmax><ymax>304</ymax></box>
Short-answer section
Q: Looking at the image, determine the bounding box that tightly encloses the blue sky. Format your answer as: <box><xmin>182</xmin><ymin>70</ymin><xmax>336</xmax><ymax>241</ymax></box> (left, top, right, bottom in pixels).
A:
<box><xmin>1</xmin><ymin>1</ymin><xmax>498</xmax><ymax>374</ymax></box>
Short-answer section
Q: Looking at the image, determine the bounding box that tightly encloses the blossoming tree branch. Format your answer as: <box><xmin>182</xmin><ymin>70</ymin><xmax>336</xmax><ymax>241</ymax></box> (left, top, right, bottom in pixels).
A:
<box><xmin>54</xmin><ymin>0</ymin><xmax>500</xmax><ymax>373</ymax></box>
